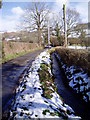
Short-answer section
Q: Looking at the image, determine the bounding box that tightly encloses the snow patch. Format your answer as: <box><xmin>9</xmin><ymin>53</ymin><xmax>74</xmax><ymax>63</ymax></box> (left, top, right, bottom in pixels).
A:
<box><xmin>55</xmin><ymin>52</ymin><xmax>89</xmax><ymax>102</ymax></box>
<box><xmin>10</xmin><ymin>50</ymin><xmax>81</xmax><ymax>119</ymax></box>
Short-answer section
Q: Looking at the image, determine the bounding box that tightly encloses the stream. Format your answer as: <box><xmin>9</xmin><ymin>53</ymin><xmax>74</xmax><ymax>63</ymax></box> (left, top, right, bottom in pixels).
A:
<box><xmin>51</xmin><ymin>52</ymin><xmax>90</xmax><ymax>120</ymax></box>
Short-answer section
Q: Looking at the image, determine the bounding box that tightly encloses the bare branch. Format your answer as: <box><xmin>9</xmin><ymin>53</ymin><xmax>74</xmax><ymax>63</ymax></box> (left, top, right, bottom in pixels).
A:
<box><xmin>20</xmin><ymin>2</ymin><xmax>49</xmax><ymax>45</ymax></box>
<box><xmin>66</xmin><ymin>8</ymin><xmax>80</xmax><ymax>38</ymax></box>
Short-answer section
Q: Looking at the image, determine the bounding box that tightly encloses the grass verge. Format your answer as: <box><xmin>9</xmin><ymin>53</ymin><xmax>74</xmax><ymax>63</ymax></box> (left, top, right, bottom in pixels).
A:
<box><xmin>38</xmin><ymin>63</ymin><xmax>57</xmax><ymax>99</ymax></box>
<box><xmin>2</xmin><ymin>47</ymin><xmax>42</xmax><ymax>63</ymax></box>
<box><xmin>42</xmin><ymin>109</ymin><xmax>60</xmax><ymax>117</ymax></box>
<box><xmin>38</xmin><ymin>63</ymin><xmax>63</xmax><ymax>117</ymax></box>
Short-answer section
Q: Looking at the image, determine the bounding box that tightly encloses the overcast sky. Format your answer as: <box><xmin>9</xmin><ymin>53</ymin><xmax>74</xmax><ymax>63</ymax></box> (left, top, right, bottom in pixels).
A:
<box><xmin>0</xmin><ymin>0</ymin><xmax>89</xmax><ymax>32</ymax></box>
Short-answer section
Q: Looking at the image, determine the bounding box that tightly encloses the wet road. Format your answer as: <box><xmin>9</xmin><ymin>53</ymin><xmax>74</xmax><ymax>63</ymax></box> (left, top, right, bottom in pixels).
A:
<box><xmin>51</xmin><ymin>52</ymin><xmax>90</xmax><ymax>120</ymax></box>
<box><xmin>2</xmin><ymin>49</ymin><xmax>43</xmax><ymax>113</ymax></box>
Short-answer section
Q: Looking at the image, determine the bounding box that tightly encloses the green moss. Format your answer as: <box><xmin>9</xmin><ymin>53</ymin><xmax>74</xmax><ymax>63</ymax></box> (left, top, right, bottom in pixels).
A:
<box><xmin>25</xmin><ymin>113</ymin><xmax>30</xmax><ymax>116</ymax></box>
<box><xmin>43</xmin><ymin>92</ymin><xmax>52</xmax><ymax>99</ymax></box>
<box><xmin>50</xmin><ymin>111</ymin><xmax>61</xmax><ymax>117</ymax></box>
<box><xmin>42</xmin><ymin>56</ymin><xmax>46</xmax><ymax>58</ymax></box>
<box><xmin>42</xmin><ymin>109</ymin><xmax>50</xmax><ymax>115</ymax></box>
<box><xmin>50</xmin><ymin>112</ymin><xmax>55</xmax><ymax>116</ymax></box>
<box><xmin>42</xmin><ymin>109</ymin><xmax>60</xmax><ymax>117</ymax></box>
<box><xmin>55</xmin><ymin>111</ymin><xmax>60</xmax><ymax>116</ymax></box>
<box><xmin>38</xmin><ymin>63</ymin><xmax>55</xmax><ymax>99</ymax></box>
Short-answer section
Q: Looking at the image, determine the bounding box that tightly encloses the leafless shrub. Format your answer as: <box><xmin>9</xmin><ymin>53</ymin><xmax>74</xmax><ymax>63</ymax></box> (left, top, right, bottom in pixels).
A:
<box><xmin>50</xmin><ymin>36</ymin><xmax>59</xmax><ymax>47</ymax></box>
<box><xmin>56</xmin><ymin>48</ymin><xmax>89</xmax><ymax>75</ymax></box>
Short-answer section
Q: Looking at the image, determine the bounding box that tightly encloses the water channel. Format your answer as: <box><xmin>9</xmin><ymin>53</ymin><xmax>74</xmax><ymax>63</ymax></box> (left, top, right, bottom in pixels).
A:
<box><xmin>51</xmin><ymin>52</ymin><xmax>90</xmax><ymax>120</ymax></box>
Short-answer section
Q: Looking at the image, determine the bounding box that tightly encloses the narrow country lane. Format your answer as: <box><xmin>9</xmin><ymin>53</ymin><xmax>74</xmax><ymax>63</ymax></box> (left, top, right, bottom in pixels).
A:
<box><xmin>1</xmin><ymin>49</ymin><xmax>89</xmax><ymax>119</ymax></box>
<box><xmin>8</xmin><ymin>50</ymin><xmax>81</xmax><ymax>119</ymax></box>
<box><xmin>51</xmin><ymin>52</ymin><xmax>90</xmax><ymax>120</ymax></box>
<box><xmin>2</xmin><ymin>49</ymin><xmax>43</xmax><ymax>114</ymax></box>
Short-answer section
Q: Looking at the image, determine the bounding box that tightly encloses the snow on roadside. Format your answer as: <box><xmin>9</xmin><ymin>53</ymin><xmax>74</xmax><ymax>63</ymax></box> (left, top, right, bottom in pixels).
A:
<box><xmin>10</xmin><ymin>50</ymin><xmax>81</xmax><ymax>119</ymax></box>
<box><xmin>67</xmin><ymin>46</ymin><xmax>88</xmax><ymax>49</ymax></box>
<box><xmin>55</xmin><ymin>52</ymin><xmax>90</xmax><ymax>102</ymax></box>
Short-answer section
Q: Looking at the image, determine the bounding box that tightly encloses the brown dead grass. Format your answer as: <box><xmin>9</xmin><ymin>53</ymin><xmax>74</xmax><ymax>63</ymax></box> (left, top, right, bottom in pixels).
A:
<box><xmin>2</xmin><ymin>41</ymin><xmax>41</xmax><ymax>63</ymax></box>
<box><xmin>3</xmin><ymin>41</ymin><xmax>39</xmax><ymax>56</ymax></box>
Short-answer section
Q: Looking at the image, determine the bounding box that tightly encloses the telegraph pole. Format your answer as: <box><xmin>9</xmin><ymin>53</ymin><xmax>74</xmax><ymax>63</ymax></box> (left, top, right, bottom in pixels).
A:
<box><xmin>63</xmin><ymin>4</ymin><xmax>67</xmax><ymax>47</ymax></box>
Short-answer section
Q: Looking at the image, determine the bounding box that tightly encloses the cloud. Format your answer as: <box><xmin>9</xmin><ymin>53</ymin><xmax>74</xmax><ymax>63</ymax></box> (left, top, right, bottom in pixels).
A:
<box><xmin>0</xmin><ymin>1</ymin><xmax>88</xmax><ymax>32</ymax></box>
<box><xmin>11</xmin><ymin>7</ymin><xmax>24</xmax><ymax>16</ymax></box>
<box><xmin>55</xmin><ymin>0</ymin><xmax>88</xmax><ymax>23</ymax></box>
<box><xmin>0</xmin><ymin>13</ymin><xmax>23</xmax><ymax>32</ymax></box>
<box><xmin>0</xmin><ymin>7</ymin><xmax>24</xmax><ymax>32</ymax></box>
<box><xmin>0</xmin><ymin>15</ymin><xmax>20</xmax><ymax>32</ymax></box>
<box><xmin>69</xmin><ymin>0</ymin><xmax>89</xmax><ymax>2</ymax></box>
<box><xmin>56</xmin><ymin>0</ymin><xmax>68</xmax><ymax>6</ymax></box>
<box><xmin>55</xmin><ymin>0</ymin><xmax>68</xmax><ymax>9</ymax></box>
<box><xmin>3</xmin><ymin>0</ymin><xmax>90</xmax><ymax>2</ymax></box>
<box><xmin>69</xmin><ymin>2</ymin><xmax>88</xmax><ymax>23</ymax></box>
<box><xmin>51</xmin><ymin>0</ymin><xmax>69</xmax><ymax>15</ymax></box>
<box><xmin>73</xmin><ymin>3</ymin><xmax>88</xmax><ymax>23</ymax></box>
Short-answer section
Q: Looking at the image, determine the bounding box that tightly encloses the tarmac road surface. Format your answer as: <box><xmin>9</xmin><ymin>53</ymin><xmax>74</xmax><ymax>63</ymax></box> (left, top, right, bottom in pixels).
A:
<box><xmin>1</xmin><ymin>49</ymin><xmax>43</xmax><ymax>114</ymax></box>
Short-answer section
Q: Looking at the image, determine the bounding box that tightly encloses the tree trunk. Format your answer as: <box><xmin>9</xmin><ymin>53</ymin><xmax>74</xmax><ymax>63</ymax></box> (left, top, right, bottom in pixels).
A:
<box><xmin>38</xmin><ymin>27</ymin><xmax>41</xmax><ymax>46</ymax></box>
<box><xmin>38</xmin><ymin>14</ymin><xmax>41</xmax><ymax>46</ymax></box>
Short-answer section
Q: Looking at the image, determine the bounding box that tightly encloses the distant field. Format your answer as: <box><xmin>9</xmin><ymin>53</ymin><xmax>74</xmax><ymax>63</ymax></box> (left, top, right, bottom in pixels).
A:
<box><xmin>55</xmin><ymin>47</ymin><xmax>89</xmax><ymax>75</ymax></box>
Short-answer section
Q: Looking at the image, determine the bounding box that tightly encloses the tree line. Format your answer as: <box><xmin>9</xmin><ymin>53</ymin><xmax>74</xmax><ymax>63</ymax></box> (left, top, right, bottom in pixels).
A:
<box><xmin>19</xmin><ymin>2</ymin><xmax>88</xmax><ymax>46</ymax></box>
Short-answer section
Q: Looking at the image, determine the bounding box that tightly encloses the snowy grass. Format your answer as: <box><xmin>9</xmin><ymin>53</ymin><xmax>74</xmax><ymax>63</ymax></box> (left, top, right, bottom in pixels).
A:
<box><xmin>9</xmin><ymin>50</ymin><xmax>81</xmax><ymax>119</ymax></box>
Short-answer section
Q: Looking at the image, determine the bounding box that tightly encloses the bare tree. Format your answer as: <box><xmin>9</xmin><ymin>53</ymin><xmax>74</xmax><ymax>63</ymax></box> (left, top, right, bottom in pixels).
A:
<box><xmin>22</xmin><ymin>2</ymin><xmax>49</xmax><ymax>46</ymax></box>
<box><xmin>66</xmin><ymin>8</ymin><xmax>80</xmax><ymax>39</ymax></box>
<box><xmin>52</xmin><ymin>12</ymin><xmax>64</xmax><ymax>46</ymax></box>
<box><xmin>76</xmin><ymin>24</ymin><xmax>87</xmax><ymax>47</ymax></box>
